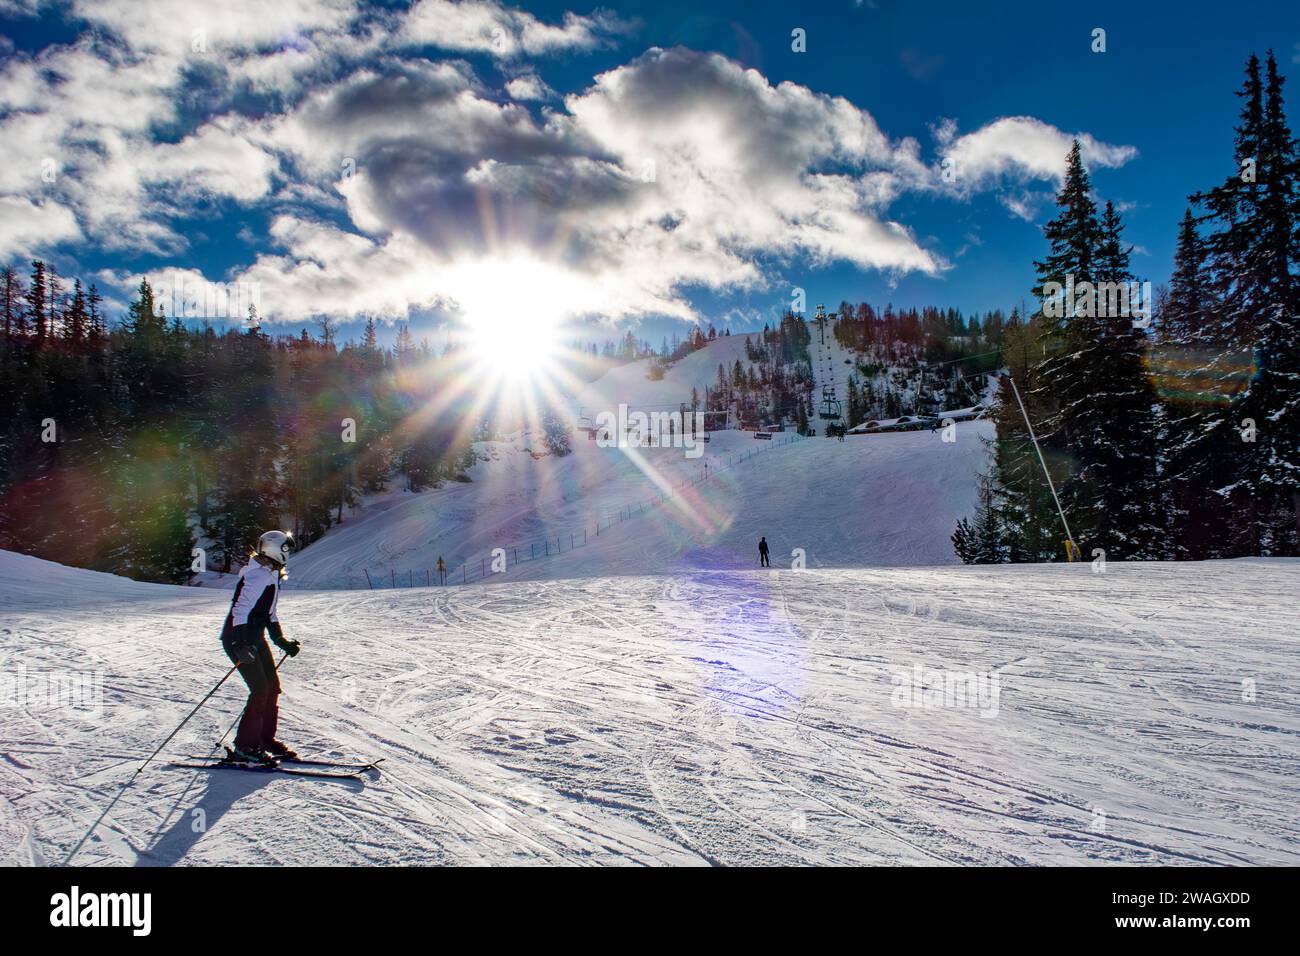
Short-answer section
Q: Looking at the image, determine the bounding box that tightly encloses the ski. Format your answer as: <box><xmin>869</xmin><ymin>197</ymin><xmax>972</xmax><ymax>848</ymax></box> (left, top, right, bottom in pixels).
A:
<box><xmin>183</xmin><ymin>753</ymin><xmax>384</xmax><ymax>771</ymax></box>
<box><xmin>166</xmin><ymin>761</ymin><xmax>373</xmax><ymax>780</ymax></box>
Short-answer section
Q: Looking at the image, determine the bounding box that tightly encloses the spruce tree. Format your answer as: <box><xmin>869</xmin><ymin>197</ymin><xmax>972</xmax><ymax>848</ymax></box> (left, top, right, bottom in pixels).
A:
<box><xmin>1</xmin><ymin>267</ymin><xmax>23</xmax><ymax>340</ymax></box>
<box><xmin>988</xmin><ymin>319</ymin><xmax>1063</xmax><ymax>562</ymax></box>
<box><xmin>1193</xmin><ymin>51</ymin><xmax>1300</xmax><ymax>553</ymax></box>
<box><xmin>1240</xmin><ymin>52</ymin><xmax>1300</xmax><ymax>551</ymax></box>
<box><xmin>1155</xmin><ymin>209</ymin><xmax>1243</xmax><ymax>557</ymax></box>
<box><xmin>1028</xmin><ymin>142</ymin><xmax>1161</xmax><ymax>558</ymax></box>
<box><xmin>26</xmin><ymin>261</ymin><xmax>46</xmax><ymax>343</ymax></box>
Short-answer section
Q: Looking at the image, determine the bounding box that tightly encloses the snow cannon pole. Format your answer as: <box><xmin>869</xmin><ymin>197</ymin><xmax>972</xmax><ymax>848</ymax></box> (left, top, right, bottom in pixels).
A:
<box><xmin>1006</xmin><ymin>374</ymin><xmax>1076</xmax><ymax>552</ymax></box>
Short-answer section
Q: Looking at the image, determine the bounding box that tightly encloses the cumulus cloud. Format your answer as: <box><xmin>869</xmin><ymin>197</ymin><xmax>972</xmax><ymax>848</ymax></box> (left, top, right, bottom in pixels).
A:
<box><xmin>0</xmin><ymin>196</ymin><xmax>83</xmax><ymax>260</ymax></box>
<box><xmin>504</xmin><ymin>72</ymin><xmax>553</xmax><ymax>101</ymax></box>
<box><xmin>69</xmin><ymin>0</ymin><xmax>358</xmax><ymax>56</ymax></box>
<box><xmin>0</xmin><ymin>3</ymin><xmax>1139</xmax><ymax>327</ymax></box>
<box><xmin>141</xmin><ymin>118</ymin><xmax>279</xmax><ymax>202</ymax></box>
<box><xmin>0</xmin><ymin>1</ymin><xmax>322</xmax><ymax>253</ymax></box>
<box><xmin>225</xmin><ymin>46</ymin><xmax>952</xmax><ymax>323</ymax></box>
<box><xmin>936</xmin><ymin>115</ymin><xmax>1137</xmax><ymax>190</ymax></box>
<box><xmin>397</xmin><ymin>0</ymin><xmax>627</xmax><ymax>57</ymax></box>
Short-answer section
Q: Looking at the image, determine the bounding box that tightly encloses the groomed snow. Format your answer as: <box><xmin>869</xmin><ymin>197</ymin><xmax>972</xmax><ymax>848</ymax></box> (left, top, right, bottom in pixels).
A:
<box><xmin>3</xmin><ymin>550</ymin><xmax>1297</xmax><ymax>866</ymax></box>
<box><xmin>287</xmin><ymin>423</ymin><xmax>993</xmax><ymax>589</ymax></box>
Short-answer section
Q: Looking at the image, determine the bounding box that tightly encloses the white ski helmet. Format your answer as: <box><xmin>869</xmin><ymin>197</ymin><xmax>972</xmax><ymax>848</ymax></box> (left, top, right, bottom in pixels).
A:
<box><xmin>256</xmin><ymin>530</ymin><xmax>292</xmax><ymax>566</ymax></box>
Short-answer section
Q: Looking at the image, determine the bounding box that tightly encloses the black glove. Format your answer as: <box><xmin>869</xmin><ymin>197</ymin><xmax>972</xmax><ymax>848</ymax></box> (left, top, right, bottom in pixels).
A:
<box><xmin>268</xmin><ymin>623</ymin><xmax>300</xmax><ymax>657</ymax></box>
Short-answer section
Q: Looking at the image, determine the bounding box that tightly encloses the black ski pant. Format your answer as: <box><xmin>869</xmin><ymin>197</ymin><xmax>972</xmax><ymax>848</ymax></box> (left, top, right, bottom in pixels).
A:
<box><xmin>222</xmin><ymin>621</ymin><xmax>281</xmax><ymax>751</ymax></box>
<box><xmin>760</xmin><ymin>551</ymin><xmax>769</xmax><ymax>567</ymax></box>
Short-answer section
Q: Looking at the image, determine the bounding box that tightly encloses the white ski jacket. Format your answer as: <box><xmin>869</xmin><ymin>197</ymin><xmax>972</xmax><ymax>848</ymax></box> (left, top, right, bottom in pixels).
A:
<box><xmin>227</xmin><ymin>561</ymin><xmax>281</xmax><ymax>629</ymax></box>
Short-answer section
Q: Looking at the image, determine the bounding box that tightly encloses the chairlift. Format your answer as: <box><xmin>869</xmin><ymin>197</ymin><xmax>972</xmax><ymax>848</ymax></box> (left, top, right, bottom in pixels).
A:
<box><xmin>818</xmin><ymin>384</ymin><xmax>842</xmax><ymax>420</ymax></box>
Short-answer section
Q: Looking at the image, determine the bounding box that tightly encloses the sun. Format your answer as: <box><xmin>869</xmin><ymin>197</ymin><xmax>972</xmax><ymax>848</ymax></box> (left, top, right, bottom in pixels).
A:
<box><xmin>466</xmin><ymin>309</ymin><xmax>561</xmax><ymax>381</ymax></box>
<box><xmin>454</xmin><ymin>255</ymin><xmax>576</xmax><ymax>386</ymax></box>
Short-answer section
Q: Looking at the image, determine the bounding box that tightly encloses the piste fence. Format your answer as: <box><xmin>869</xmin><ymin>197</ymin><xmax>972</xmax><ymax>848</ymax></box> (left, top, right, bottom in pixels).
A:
<box><xmin>308</xmin><ymin>432</ymin><xmax>804</xmax><ymax>590</ymax></box>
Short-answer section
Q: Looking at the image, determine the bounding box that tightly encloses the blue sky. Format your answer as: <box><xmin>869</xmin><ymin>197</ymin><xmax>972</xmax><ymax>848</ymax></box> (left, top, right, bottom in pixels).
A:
<box><xmin>2</xmin><ymin>0</ymin><xmax>1297</xmax><ymax>346</ymax></box>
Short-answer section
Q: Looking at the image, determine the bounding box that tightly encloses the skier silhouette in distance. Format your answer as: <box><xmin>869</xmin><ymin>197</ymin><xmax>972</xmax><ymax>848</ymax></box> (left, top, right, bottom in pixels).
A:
<box><xmin>758</xmin><ymin>536</ymin><xmax>770</xmax><ymax>568</ymax></box>
<box><xmin>437</xmin><ymin>555</ymin><xmax>446</xmax><ymax>585</ymax></box>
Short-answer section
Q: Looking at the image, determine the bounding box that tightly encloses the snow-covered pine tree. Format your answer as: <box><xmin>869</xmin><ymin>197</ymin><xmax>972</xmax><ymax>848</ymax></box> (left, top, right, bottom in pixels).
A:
<box><xmin>1239</xmin><ymin>52</ymin><xmax>1300</xmax><ymax>551</ymax></box>
<box><xmin>953</xmin><ymin>473</ymin><xmax>1005</xmax><ymax>564</ymax></box>
<box><xmin>207</xmin><ymin>322</ymin><xmax>282</xmax><ymax>571</ymax></box>
<box><xmin>542</xmin><ymin>409</ymin><xmax>572</xmax><ymax>457</ymax></box>
<box><xmin>1028</xmin><ymin>142</ymin><xmax>1161</xmax><ymax>558</ymax></box>
<box><xmin>1193</xmin><ymin>51</ymin><xmax>1300</xmax><ymax>554</ymax></box>
<box><xmin>1083</xmin><ymin>200</ymin><xmax>1163</xmax><ymax>554</ymax></box>
<box><xmin>1156</xmin><ymin>209</ymin><xmax>1244</xmax><ymax>557</ymax></box>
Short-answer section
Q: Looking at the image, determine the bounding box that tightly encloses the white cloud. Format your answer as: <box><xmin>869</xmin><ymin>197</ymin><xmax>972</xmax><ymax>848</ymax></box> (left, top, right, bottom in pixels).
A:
<box><xmin>937</xmin><ymin>115</ymin><xmax>1137</xmax><ymax>190</ymax></box>
<box><xmin>223</xmin><ymin>47</ymin><xmax>949</xmax><ymax>323</ymax></box>
<box><xmin>0</xmin><ymin>4</ymin><xmax>1140</xmax><ymax>328</ymax></box>
<box><xmin>69</xmin><ymin>0</ymin><xmax>357</xmax><ymax>57</ymax></box>
<box><xmin>0</xmin><ymin>1</ymin><xmax>351</xmax><ymax>253</ymax></box>
<box><xmin>141</xmin><ymin>118</ymin><xmax>278</xmax><ymax>202</ymax></box>
<box><xmin>398</xmin><ymin>0</ymin><xmax>626</xmax><ymax>57</ymax></box>
<box><xmin>0</xmin><ymin>196</ymin><xmax>83</xmax><ymax>259</ymax></box>
<box><xmin>505</xmin><ymin>72</ymin><xmax>552</xmax><ymax>101</ymax></box>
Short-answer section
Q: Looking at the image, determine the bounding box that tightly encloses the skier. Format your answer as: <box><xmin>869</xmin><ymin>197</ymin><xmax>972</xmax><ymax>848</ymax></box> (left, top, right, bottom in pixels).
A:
<box><xmin>437</xmin><ymin>555</ymin><xmax>446</xmax><ymax>585</ymax></box>
<box><xmin>221</xmin><ymin>530</ymin><xmax>301</xmax><ymax>765</ymax></box>
<box><xmin>758</xmin><ymin>536</ymin><xmax>770</xmax><ymax>568</ymax></box>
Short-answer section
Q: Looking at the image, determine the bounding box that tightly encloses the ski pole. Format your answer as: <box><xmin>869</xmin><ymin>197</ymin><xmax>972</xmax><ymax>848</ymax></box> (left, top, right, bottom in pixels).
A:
<box><xmin>63</xmin><ymin>661</ymin><xmax>240</xmax><ymax>865</ymax></box>
<box><xmin>138</xmin><ymin>652</ymin><xmax>290</xmax><ymax>853</ymax></box>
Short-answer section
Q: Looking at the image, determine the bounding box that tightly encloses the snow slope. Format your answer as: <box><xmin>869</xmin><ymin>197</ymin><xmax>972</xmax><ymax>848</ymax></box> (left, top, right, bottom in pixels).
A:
<box><xmin>3</xmin><ymin>550</ymin><xmax>1297</xmax><ymax>866</ymax></box>
<box><xmin>288</xmin><ymin>329</ymin><xmax>993</xmax><ymax>589</ymax></box>
<box><xmin>286</xmin><ymin>423</ymin><xmax>990</xmax><ymax>588</ymax></box>
<box><xmin>573</xmin><ymin>333</ymin><xmax>756</xmax><ymax>414</ymax></box>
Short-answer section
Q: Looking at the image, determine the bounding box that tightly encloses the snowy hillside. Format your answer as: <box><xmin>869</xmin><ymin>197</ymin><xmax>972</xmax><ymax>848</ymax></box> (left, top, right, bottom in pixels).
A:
<box><xmin>287</xmin><ymin>333</ymin><xmax>993</xmax><ymax>589</ymax></box>
<box><xmin>573</xmin><ymin>332</ymin><xmax>756</xmax><ymax>413</ymax></box>
<box><xmin>288</xmin><ymin>424</ymin><xmax>990</xmax><ymax>589</ymax></box>
<box><xmin>4</xmin><ymin>550</ymin><xmax>1297</xmax><ymax>866</ymax></box>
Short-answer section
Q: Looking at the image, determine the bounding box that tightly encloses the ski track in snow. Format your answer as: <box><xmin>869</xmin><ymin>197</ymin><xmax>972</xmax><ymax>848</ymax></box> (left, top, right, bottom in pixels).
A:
<box><xmin>1</xmin><ymin>552</ymin><xmax>1297</xmax><ymax>866</ymax></box>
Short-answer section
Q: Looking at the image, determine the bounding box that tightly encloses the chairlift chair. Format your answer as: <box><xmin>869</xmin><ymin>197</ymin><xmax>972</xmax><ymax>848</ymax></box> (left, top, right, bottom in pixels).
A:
<box><xmin>818</xmin><ymin>384</ymin><xmax>842</xmax><ymax>420</ymax></box>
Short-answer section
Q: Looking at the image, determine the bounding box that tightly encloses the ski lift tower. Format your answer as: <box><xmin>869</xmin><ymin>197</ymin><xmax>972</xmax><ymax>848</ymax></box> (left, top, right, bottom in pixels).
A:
<box><xmin>812</xmin><ymin>304</ymin><xmax>843</xmax><ymax>421</ymax></box>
